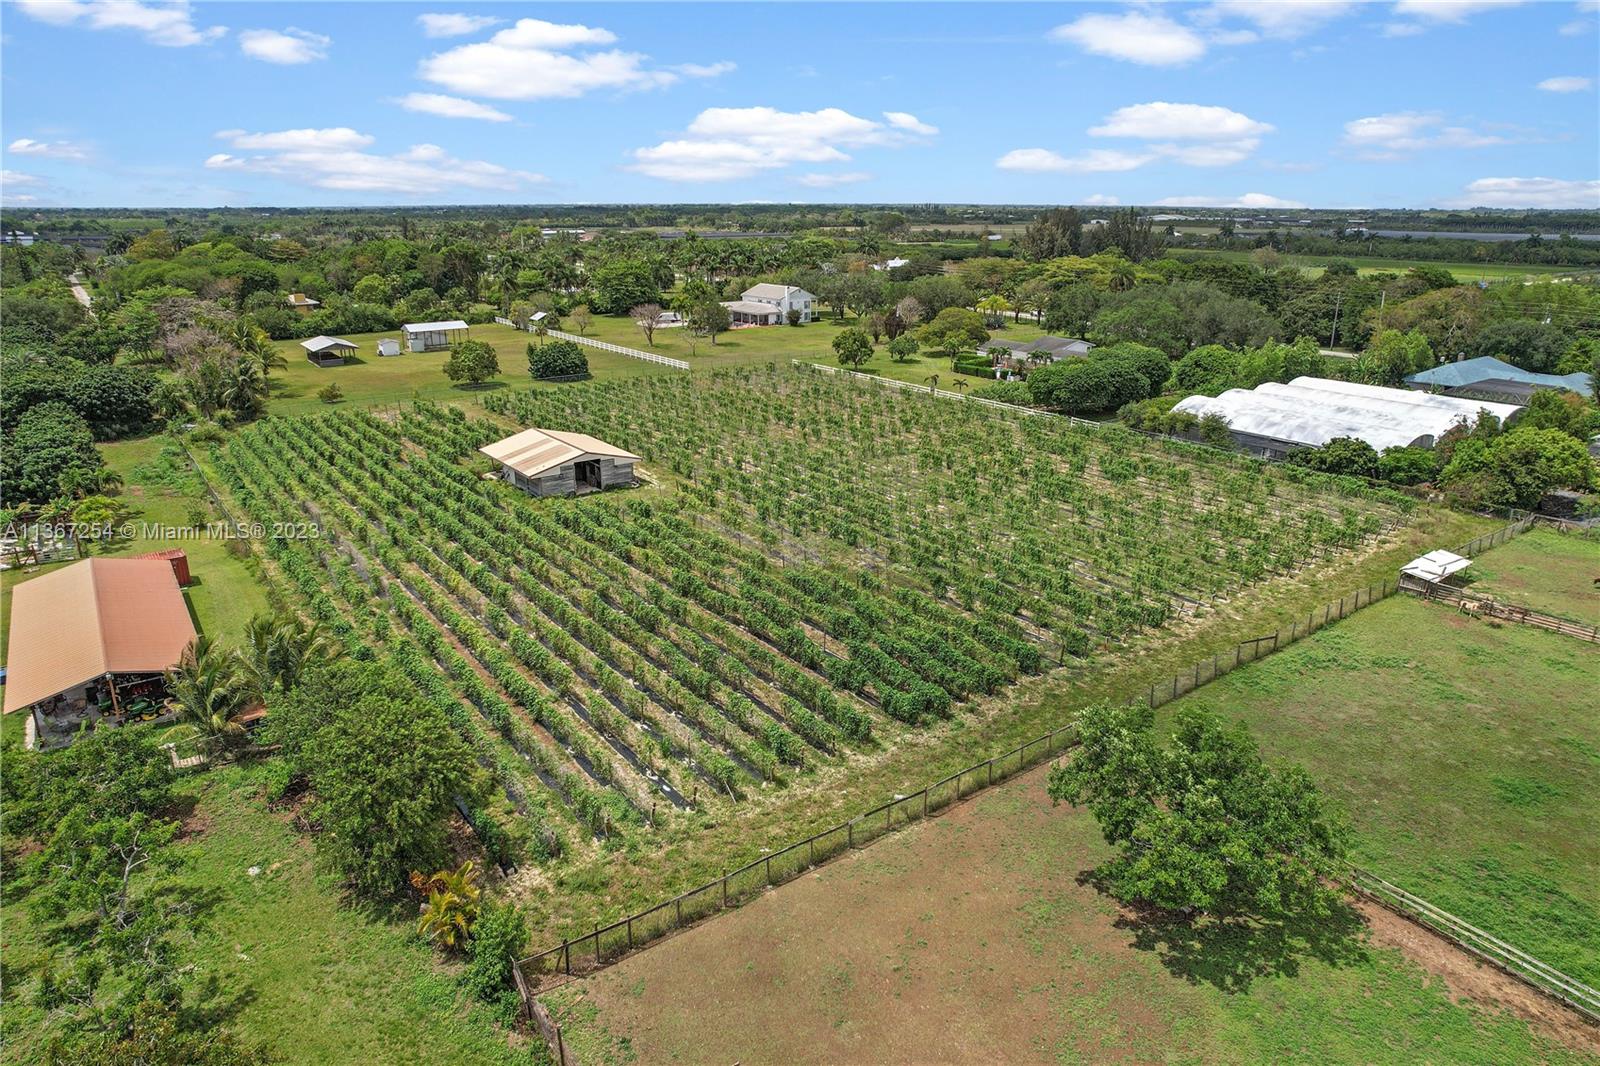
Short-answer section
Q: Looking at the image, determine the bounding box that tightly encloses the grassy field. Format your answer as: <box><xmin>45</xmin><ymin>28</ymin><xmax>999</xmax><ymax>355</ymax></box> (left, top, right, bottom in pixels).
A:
<box><xmin>0</xmin><ymin>752</ymin><xmax>535</xmax><ymax>1066</ymax></box>
<box><xmin>266</xmin><ymin>315</ymin><xmax>1045</xmax><ymax>416</ymax></box>
<box><xmin>1</xmin><ymin>435</ymin><xmax>270</xmax><ymax>671</ymax></box>
<box><xmin>1462</xmin><ymin>528</ymin><xmax>1600</xmax><ymax>623</ymax></box>
<box><xmin>1161</xmin><ymin>593</ymin><xmax>1600</xmax><ymax>984</ymax></box>
<box><xmin>546</xmin><ymin>760</ymin><xmax>1594</xmax><ymax>1065</ymax></box>
<box><xmin>1173</xmin><ymin>247</ymin><xmax>1585</xmax><ymax>282</ymax></box>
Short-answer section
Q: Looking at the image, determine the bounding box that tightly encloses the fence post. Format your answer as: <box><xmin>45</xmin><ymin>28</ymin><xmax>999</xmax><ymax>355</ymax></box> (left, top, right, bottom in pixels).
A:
<box><xmin>765</xmin><ymin>855</ymin><xmax>772</xmax><ymax>884</ymax></box>
<box><xmin>722</xmin><ymin>872</ymin><xmax>728</xmax><ymax>908</ymax></box>
<box><xmin>627</xmin><ymin>917</ymin><xmax>633</xmax><ymax>950</ymax></box>
<box><xmin>557</xmin><ymin>1026</ymin><xmax>566</xmax><ymax>1066</ymax></box>
<box><xmin>988</xmin><ymin>760</ymin><xmax>994</xmax><ymax>786</ymax></box>
<box><xmin>563</xmin><ymin>940</ymin><xmax>571</xmax><ymax>976</ymax></box>
<box><xmin>848</xmin><ymin>822</ymin><xmax>853</xmax><ymax>848</ymax></box>
<box><xmin>1272</xmin><ymin>630</ymin><xmax>1279</xmax><ymax>651</ymax></box>
<box><xmin>923</xmin><ymin>789</ymin><xmax>929</xmax><ymax>817</ymax></box>
<box><xmin>676</xmin><ymin>897</ymin><xmax>683</xmax><ymax>926</ymax></box>
<box><xmin>1292</xmin><ymin>621</ymin><xmax>1298</xmax><ymax>641</ymax></box>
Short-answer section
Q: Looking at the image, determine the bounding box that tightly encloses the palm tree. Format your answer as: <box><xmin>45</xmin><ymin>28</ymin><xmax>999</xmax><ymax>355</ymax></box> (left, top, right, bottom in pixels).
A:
<box><xmin>164</xmin><ymin>635</ymin><xmax>249</xmax><ymax>754</ymax></box>
<box><xmin>228</xmin><ymin>320</ymin><xmax>286</xmax><ymax>379</ymax></box>
<box><xmin>411</xmin><ymin>861</ymin><xmax>482</xmax><ymax>950</ymax></box>
<box><xmin>240</xmin><ymin>613</ymin><xmax>333</xmax><ymax>700</ymax></box>
<box><xmin>924</xmin><ymin>373</ymin><xmax>940</xmax><ymax>393</ymax></box>
<box><xmin>1108</xmin><ymin>261</ymin><xmax>1138</xmax><ymax>292</ymax></box>
<box><xmin>952</xmin><ymin>378</ymin><xmax>970</xmax><ymax>397</ymax></box>
<box><xmin>976</xmin><ymin>294</ymin><xmax>1012</xmax><ymax>329</ymax></box>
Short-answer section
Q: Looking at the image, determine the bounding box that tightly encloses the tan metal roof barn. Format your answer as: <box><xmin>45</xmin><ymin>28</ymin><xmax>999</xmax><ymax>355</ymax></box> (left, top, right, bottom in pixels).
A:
<box><xmin>479</xmin><ymin>428</ymin><xmax>641</xmax><ymax>480</ymax></box>
<box><xmin>3</xmin><ymin>558</ymin><xmax>197</xmax><ymax>714</ymax></box>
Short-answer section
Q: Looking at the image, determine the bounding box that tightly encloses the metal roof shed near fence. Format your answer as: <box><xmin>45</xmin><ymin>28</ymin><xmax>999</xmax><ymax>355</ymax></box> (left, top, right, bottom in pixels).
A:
<box><xmin>1401</xmin><ymin>549</ymin><xmax>1471</xmax><ymax>583</ymax></box>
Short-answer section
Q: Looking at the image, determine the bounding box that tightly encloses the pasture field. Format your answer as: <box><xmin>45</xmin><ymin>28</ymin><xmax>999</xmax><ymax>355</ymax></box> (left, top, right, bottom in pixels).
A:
<box><xmin>544</xmin><ymin>760</ymin><xmax>1595</xmax><ymax>1066</ymax></box>
<box><xmin>207</xmin><ymin>367</ymin><xmax>1488</xmax><ymax>948</ymax></box>
<box><xmin>266</xmin><ymin>315</ymin><xmax>1048</xmax><ymax>416</ymax></box>
<box><xmin>1172</xmin><ymin>247</ymin><xmax>1584</xmax><ymax>282</ymax></box>
<box><xmin>1462</xmin><ymin>527</ymin><xmax>1600</xmax><ymax>623</ymax></box>
<box><xmin>1162</xmin><ymin>592</ymin><xmax>1600</xmax><ymax>984</ymax></box>
<box><xmin>266</xmin><ymin>323</ymin><xmax>679</xmax><ymax>416</ymax></box>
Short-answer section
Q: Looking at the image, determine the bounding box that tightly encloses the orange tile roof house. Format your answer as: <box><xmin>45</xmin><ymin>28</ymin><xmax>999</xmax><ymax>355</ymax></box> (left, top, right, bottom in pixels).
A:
<box><xmin>4</xmin><ymin>557</ymin><xmax>197</xmax><ymax>749</ymax></box>
<box><xmin>480</xmin><ymin>427</ymin><xmax>640</xmax><ymax>497</ymax></box>
<box><xmin>286</xmin><ymin>292</ymin><xmax>320</xmax><ymax>313</ymax></box>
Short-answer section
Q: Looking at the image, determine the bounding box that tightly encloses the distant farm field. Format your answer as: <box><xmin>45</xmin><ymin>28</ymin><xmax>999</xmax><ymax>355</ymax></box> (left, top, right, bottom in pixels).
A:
<box><xmin>545</xmin><ymin>760</ymin><xmax>1595</xmax><ymax>1066</ymax></box>
<box><xmin>1173</xmin><ymin>247</ymin><xmax>1584</xmax><ymax>282</ymax></box>
<box><xmin>1163</xmin><ymin>592</ymin><xmax>1600</xmax><ymax>984</ymax></box>
<box><xmin>1462</xmin><ymin>527</ymin><xmax>1600</xmax><ymax>623</ymax></box>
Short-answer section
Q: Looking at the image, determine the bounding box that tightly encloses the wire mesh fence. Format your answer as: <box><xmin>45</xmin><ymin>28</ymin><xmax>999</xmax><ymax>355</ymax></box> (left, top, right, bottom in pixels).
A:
<box><xmin>516</xmin><ymin>721</ymin><xmax>1082</xmax><ymax>985</ymax></box>
<box><xmin>1147</xmin><ymin>578</ymin><xmax>1395</xmax><ymax>710</ymax></box>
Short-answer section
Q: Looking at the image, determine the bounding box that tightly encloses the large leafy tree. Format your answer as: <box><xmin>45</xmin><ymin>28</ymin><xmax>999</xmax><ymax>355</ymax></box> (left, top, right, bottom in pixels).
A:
<box><xmin>7</xmin><ymin>729</ymin><xmax>199</xmax><ymax>1036</ymax></box>
<box><xmin>2</xmin><ymin>401</ymin><xmax>106</xmax><ymax>503</ymax></box>
<box><xmin>1048</xmin><ymin>703</ymin><xmax>1348</xmax><ymax>918</ymax></box>
<box><xmin>266</xmin><ymin>659</ymin><xmax>476</xmax><ymax>897</ymax></box>
<box><xmin>832</xmin><ymin>327</ymin><xmax>874</xmax><ymax>368</ymax></box>
<box><xmin>443</xmin><ymin>339</ymin><xmax>500</xmax><ymax>387</ymax></box>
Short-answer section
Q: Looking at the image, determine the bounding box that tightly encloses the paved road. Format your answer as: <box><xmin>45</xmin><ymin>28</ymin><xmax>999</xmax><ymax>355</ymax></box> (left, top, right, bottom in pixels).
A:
<box><xmin>67</xmin><ymin>272</ymin><xmax>92</xmax><ymax>308</ymax></box>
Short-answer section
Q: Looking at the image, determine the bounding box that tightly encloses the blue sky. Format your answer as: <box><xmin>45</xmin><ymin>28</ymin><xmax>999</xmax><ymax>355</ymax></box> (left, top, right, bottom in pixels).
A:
<box><xmin>2</xmin><ymin>1</ymin><xmax>1597</xmax><ymax>209</ymax></box>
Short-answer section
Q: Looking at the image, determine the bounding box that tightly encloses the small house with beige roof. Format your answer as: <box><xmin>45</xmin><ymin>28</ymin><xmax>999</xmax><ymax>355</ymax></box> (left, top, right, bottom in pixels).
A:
<box><xmin>479</xmin><ymin>427</ymin><xmax>640</xmax><ymax>497</ymax></box>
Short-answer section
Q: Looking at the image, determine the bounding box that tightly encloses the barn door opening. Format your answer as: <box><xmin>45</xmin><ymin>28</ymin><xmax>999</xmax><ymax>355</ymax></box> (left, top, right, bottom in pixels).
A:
<box><xmin>575</xmin><ymin>459</ymin><xmax>602</xmax><ymax>490</ymax></box>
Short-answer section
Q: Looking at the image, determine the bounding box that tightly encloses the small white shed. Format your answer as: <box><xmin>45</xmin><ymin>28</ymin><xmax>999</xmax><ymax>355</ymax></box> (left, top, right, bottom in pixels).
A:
<box><xmin>1401</xmin><ymin>550</ymin><xmax>1471</xmax><ymax>584</ymax></box>
<box><xmin>377</xmin><ymin>337</ymin><xmax>401</xmax><ymax>357</ymax></box>
<box><xmin>401</xmin><ymin>320</ymin><xmax>469</xmax><ymax>353</ymax></box>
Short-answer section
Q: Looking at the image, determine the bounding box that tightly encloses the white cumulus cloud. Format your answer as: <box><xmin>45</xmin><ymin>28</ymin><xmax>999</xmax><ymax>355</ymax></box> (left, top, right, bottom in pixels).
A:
<box><xmin>629</xmin><ymin>107</ymin><xmax>936</xmax><ymax>182</ymax></box>
<box><xmin>1049</xmin><ymin>11</ymin><xmax>1206</xmax><ymax>65</ymax></box>
<box><xmin>1537</xmin><ymin>75</ymin><xmax>1592</xmax><ymax>91</ymax></box>
<box><xmin>1158</xmin><ymin>192</ymin><xmax>1308</xmax><ymax>208</ymax></box>
<box><xmin>1082</xmin><ymin>194</ymin><xmax>1121</xmax><ymax>206</ymax></box>
<box><xmin>794</xmin><ymin>171</ymin><xmax>872</xmax><ymax>188</ymax></box>
<box><xmin>8</xmin><ymin>138</ymin><xmax>90</xmax><ymax>160</ymax></box>
<box><xmin>1089</xmin><ymin>102</ymin><xmax>1274</xmax><ymax>141</ymax></box>
<box><xmin>995</xmin><ymin>148</ymin><xmax>1154</xmax><ymax>173</ymax></box>
<box><xmin>1392</xmin><ymin>0</ymin><xmax>1525</xmax><ymax>21</ymax></box>
<box><xmin>1342</xmin><ymin>111</ymin><xmax>1508</xmax><ymax>157</ymax></box>
<box><xmin>239</xmin><ymin>28</ymin><xmax>330</xmax><ymax>64</ymax></box>
<box><xmin>418</xmin><ymin>17</ymin><xmax>685</xmax><ymax>100</ymax></box>
<box><xmin>1446</xmin><ymin>176</ymin><xmax>1600</xmax><ymax>208</ymax></box>
<box><xmin>14</xmin><ymin>0</ymin><xmax>223</xmax><ymax>47</ymax></box>
<box><xmin>1</xmin><ymin>170</ymin><xmax>43</xmax><ymax>186</ymax></box>
<box><xmin>204</xmin><ymin>127</ymin><xmax>543</xmax><ymax>195</ymax></box>
<box><xmin>393</xmin><ymin>93</ymin><xmax>513</xmax><ymax>122</ymax></box>
<box><xmin>1204</xmin><ymin>1</ymin><xmax>1355</xmax><ymax>38</ymax></box>
<box><xmin>417</xmin><ymin>12</ymin><xmax>502</xmax><ymax>38</ymax></box>
<box><xmin>674</xmin><ymin>61</ymin><xmax>737</xmax><ymax>79</ymax></box>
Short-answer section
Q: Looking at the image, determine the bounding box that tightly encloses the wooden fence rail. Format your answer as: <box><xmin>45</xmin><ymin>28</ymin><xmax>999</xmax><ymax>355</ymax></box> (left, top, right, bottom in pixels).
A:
<box><xmin>1401</xmin><ymin>578</ymin><xmax>1600</xmax><ymax>642</ymax></box>
<box><xmin>1347</xmin><ymin>867</ymin><xmax>1600</xmax><ymax>1024</ymax></box>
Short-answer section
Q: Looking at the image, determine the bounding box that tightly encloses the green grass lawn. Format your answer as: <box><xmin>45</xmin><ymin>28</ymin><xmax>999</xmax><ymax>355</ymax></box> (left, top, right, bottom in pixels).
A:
<box><xmin>265</xmin><ymin>315</ymin><xmax>1050</xmax><ymax>416</ymax></box>
<box><xmin>1159</xmin><ymin>593</ymin><xmax>1600</xmax><ymax>984</ymax></box>
<box><xmin>1</xmin><ymin>435</ymin><xmax>270</xmax><ymax>676</ymax></box>
<box><xmin>1462</xmin><ymin>528</ymin><xmax>1600</xmax><ymax>624</ymax></box>
<box><xmin>0</xmin><ymin>756</ymin><xmax>535</xmax><ymax>1066</ymax></box>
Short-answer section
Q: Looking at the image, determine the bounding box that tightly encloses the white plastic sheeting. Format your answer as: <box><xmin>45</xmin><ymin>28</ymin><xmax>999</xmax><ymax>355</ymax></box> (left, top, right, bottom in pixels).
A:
<box><xmin>1172</xmin><ymin>377</ymin><xmax>1523</xmax><ymax>452</ymax></box>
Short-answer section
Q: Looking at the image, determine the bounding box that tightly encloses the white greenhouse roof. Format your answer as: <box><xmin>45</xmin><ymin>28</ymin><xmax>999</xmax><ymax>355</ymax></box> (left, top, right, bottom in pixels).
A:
<box><xmin>1172</xmin><ymin>377</ymin><xmax>1524</xmax><ymax>453</ymax></box>
<box><xmin>401</xmin><ymin>320</ymin><xmax>469</xmax><ymax>333</ymax></box>
<box><xmin>1401</xmin><ymin>549</ymin><xmax>1471</xmax><ymax>582</ymax></box>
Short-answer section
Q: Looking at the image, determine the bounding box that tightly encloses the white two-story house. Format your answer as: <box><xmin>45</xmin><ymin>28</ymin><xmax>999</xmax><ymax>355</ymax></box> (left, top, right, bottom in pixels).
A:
<box><xmin>721</xmin><ymin>283</ymin><xmax>815</xmax><ymax>326</ymax></box>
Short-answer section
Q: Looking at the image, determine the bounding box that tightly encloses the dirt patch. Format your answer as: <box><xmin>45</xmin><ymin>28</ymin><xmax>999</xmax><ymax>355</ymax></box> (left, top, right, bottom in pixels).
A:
<box><xmin>551</xmin><ymin>762</ymin><xmax>1208</xmax><ymax>1065</ymax></box>
<box><xmin>1357</xmin><ymin>897</ymin><xmax>1600</xmax><ymax>1055</ymax></box>
<box><xmin>175</xmin><ymin>807</ymin><xmax>215</xmax><ymax>842</ymax></box>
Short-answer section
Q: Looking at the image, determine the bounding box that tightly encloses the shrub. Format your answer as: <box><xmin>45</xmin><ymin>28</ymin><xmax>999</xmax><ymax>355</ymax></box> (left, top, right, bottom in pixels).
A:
<box><xmin>527</xmin><ymin>339</ymin><xmax>590</xmax><ymax>380</ymax></box>
<box><xmin>970</xmin><ymin>380</ymin><xmax>1033</xmax><ymax>405</ymax></box>
<box><xmin>463</xmin><ymin>902</ymin><xmax>528</xmax><ymax>1024</ymax></box>
<box><xmin>317</xmin><ymin>383</ymin><xmax>343</xmax><ymax>404</ymax></box>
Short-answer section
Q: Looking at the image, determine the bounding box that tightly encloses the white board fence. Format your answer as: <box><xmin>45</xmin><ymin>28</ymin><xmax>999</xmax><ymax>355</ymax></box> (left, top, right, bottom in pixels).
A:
<box><xmin>494</xmin><ymin>317</ymin><xmax>688</xmax><ymax>370</ymax></box>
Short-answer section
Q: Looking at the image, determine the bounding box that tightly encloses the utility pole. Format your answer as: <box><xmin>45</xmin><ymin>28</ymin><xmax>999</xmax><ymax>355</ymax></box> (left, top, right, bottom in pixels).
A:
<box><xmin>1376</xmin><ymin>290</ymin><xmax>1386</xmax><ymax>331</ymax></box>
<box><xmin>1328</xmin><ymin>293</ymin><xmax>1343</xmax><ymax>349</ymax></box>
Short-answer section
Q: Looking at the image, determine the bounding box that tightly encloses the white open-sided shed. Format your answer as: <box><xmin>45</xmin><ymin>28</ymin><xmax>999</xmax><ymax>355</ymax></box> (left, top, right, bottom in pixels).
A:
<box><xmin>401</xmin><ymin>319</ymin><xmax>469</xmax><ymax>352</ymax></box>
